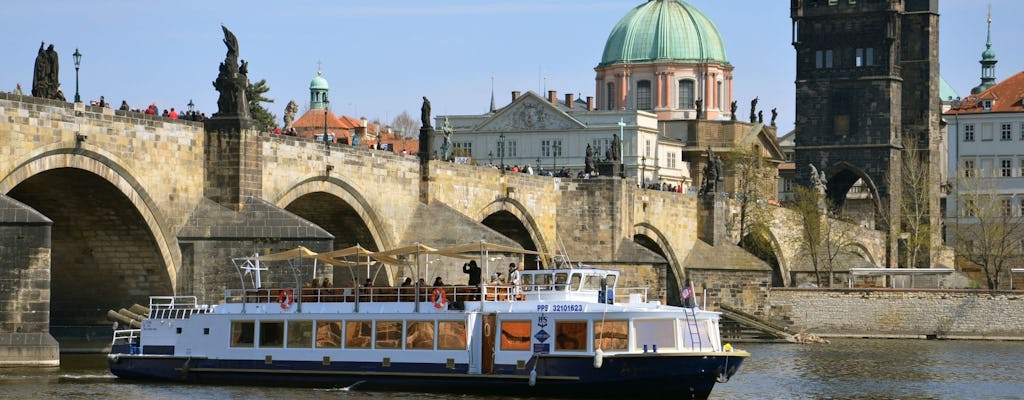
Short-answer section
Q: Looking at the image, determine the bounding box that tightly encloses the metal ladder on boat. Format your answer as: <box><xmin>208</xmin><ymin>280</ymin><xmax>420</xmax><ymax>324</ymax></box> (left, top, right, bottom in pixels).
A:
<box><xmin>682</xmin><ymin>307</ymin><xmax>705</xmax><ymax>351</ymax></box>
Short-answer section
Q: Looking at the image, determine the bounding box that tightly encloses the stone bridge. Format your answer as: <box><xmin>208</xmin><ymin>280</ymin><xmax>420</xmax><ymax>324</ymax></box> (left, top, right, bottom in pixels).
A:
<box><xmin>0</xmin><ymin>93</ymin><xmax>884</xmax><ymax>363</ymax></box>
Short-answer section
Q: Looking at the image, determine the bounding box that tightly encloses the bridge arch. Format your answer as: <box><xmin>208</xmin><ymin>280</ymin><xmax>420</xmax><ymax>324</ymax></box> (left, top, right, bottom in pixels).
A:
<box><xmin>1</xmin><ymin>148</ymin><xmax>177</xmax><ymax>330</ymax></box>
<box><xmin>825</xmin><ymin>161</ymin><xmax>883</xmax><ymax>216</ymax></box>
<box><xmin>275</xmin><ymin>177</ymin><xmax>396</xmax><ymax>284</ymax></box>
<box><xmin>742</xmin><ymin>229</ymin><xmax>790</xmax><ymax>287</ymax></box>
<box><xmin>478</xmin><ymin>199</ymin><xmax>550</xmax><ymax>268</ymax></box>
<box><xmin>632</xmin><ymin>223</ymin><xmax>684</xmax><ymax>303</ymax></box>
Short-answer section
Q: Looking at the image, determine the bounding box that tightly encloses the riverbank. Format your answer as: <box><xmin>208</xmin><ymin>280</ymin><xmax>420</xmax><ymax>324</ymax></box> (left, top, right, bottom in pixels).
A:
<box><xmin>766</xmin><ymin>288</ymin><xmax>1024</xmax><ymax>340</ymax></box>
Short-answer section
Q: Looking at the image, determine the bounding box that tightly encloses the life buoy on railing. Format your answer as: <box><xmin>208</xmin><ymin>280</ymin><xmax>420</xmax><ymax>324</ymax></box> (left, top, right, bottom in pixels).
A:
<box><xmin>431</xmin><ymin>287</ymin><xmax>448</xmax><ymax>309</ymax></box>
<box><xmin>279</xmin><ymin>289</ymin><xmax>294</xmax><ymax>309</ymax></box>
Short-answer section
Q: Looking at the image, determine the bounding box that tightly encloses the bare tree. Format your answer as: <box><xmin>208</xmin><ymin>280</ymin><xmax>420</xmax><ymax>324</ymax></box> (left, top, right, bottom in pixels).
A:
<box><xmin>391</xmin><ymin>111</ymin><xmax>417</xmax><ymax>139</ymax></box>
<box><xmin>724</xmin><ymin>144</ymin><xmax>774</xmax><ymax>257</ymax></box>
<box><xmin>953</xmin><ymin>173</ymin><xmax>1024</xmax><ymax>290</ymax></box>
<box><xmin>896</xmin><ymin>136</ymin><xmax>935</xmax><ymax>268</ymax></box>
<box><xmin>788</xmin><ymin>184</ymin><xmax>856</xmax><ymax>286</ymax></box>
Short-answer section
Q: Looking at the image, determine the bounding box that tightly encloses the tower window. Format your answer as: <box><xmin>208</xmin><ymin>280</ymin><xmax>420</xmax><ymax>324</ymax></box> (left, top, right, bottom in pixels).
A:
<box><xmin>606</xmin><ymin>82</ymin><xmax>615</xmax><ymax>110</ymax></box>
<box><xmin>678</xmin><ymin>80</ymin><xmax>695</xmax><ymax>109</ymax></box>
<box><xmin>636</xmin><ymin>80</ymin><xmax>652</xmax><ymax>110</ymax></box>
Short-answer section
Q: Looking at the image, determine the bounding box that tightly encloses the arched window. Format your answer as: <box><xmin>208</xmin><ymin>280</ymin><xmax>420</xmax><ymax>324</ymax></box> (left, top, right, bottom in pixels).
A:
<box><xmin>606</xmin><ymin>82</ymin><xmax>615</xmax><ymax>110</ymax></box>
<box><xmin>678</xmin><ymin>80</ymin><xmax>695</xmax><ymax>109</ymax></box>
<box><xmin>636</xmin><ymin>80</ymin><xmax>652</xmax><ymax>110</ymax></box>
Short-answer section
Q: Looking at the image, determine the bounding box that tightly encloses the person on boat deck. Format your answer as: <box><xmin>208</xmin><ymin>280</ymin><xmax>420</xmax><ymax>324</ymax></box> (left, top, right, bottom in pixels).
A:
<box><xmin>363</xmin><ymin>278</ymin><xmax>373</xmax><ymax>287</ymax></box>
<box><xmin>308</xmin><ymin>278</ymin><xmax>319</xmax><ymax>288</ymax></box>
<box><xmin>321</xmin><ymin>277</ymin><xmax>332</xmax><ymax>288</ymax></box>
<box><xmin>463</xmin><ymin>260</ymin><xmax>482</xmax><ymax>286</ymax></box>
<box><xmin>433</xmin><ymin>276</ymin><xmax>445</xmax><ymax>287</ymax></box>
<box><xmin>489</xmin><ymin>273</ymin><xmax>501</xmax><ymax>286</ymax></box>
<box><xmin>417</xmin><ymin>278</ymin><xmax>427</xmax><ymax>286</ymax></box>
<box><xmin>401</xmin><ymin>277</ymin><xmax>413</xmax><ymax>287</ymax></box>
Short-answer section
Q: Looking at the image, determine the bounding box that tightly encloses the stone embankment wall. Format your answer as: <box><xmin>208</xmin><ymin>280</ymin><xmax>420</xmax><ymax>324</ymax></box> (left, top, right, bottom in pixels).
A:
<box><xmin>767</xmin><ymin>289</ymin><xmax>1024</xmax><ymax>339</ymax></box>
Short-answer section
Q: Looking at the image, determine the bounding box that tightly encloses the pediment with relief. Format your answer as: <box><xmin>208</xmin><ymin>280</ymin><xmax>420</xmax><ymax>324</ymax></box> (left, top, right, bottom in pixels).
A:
<box><xmin>476</xmin><ymin>94</ymin><xmax>586</xmax><ymax>132</ymax></box>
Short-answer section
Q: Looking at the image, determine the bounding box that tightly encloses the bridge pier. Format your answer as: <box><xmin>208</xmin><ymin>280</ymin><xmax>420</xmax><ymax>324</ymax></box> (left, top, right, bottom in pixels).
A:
<box><xmin>0</xmin><ymin>195</ymin><xmax>59</xmax><ymax>366</ymax></box>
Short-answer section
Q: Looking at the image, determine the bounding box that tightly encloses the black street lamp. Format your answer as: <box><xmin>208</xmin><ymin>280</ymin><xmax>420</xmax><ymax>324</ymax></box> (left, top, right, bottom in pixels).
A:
<box><xmin>187</xmin><ymin>99</ymin><xmax>195</xmax><ymax>114</ymax></box>
<box><xmin>323</xmin><ymin>99</ymin><xmax>330</xmax><ymax>148</ymax></box>
<box><xmin>73</xmin><ymin>48</ymin><xmax>82</xmax><ymax>103</ymax></box>
<box><xmin>498</xmin><ymin>133</ymin><xmax>506</xmax><ymax>173</ymax></box>
<box><xmin>641</xmin><ymin>156</ymin><xmax>647</xmax><ymax>189</ymax></box>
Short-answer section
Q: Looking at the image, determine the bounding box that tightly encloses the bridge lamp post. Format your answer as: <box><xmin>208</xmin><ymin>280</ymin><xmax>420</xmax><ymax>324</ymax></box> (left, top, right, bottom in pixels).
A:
<box><xmin>73</xmin><ymin>48</ymin><xmax>82</xmax><ymax>103</ymax></box>
<box><xmin>498</xmin><ymin>133</ymin><xmax>506</xmax><ymax>173</ymax></box>
<box><xmin>641</xmin><ymin>156</ymin><xmax>646</xmax><ymax>189</ymax></box>
<box><xmin>187</xmin><ymin>99</ymin><xmax>195</xmax><ymax>114</ymax></box>
<box><xmin>552</xmin><ymin>143</ymin><xmax>560</xmax><ymax>171</ymax></box>
<box><xmin>323</xmin><ymin>99</ymin><xmax>330</xmax><ymax>148</ymax></box>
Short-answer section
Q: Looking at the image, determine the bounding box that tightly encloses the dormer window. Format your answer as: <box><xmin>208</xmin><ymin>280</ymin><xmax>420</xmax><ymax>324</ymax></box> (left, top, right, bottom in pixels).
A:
<box><xmin>982</xmin><ymin>100</ymin><xmax>993</xmax><ymax>111</ymax></box>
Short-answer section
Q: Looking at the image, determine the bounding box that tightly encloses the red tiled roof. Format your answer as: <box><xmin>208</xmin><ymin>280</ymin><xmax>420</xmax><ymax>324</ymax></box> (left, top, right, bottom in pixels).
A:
<box><xmin>292</xmin><ymin>109</ymin><xmax>360</xmax><ymax>129</ymax></box>
<box><xmin>945</xmin><ymin>71</ymin><xmax>1024</xmax><ymax>115</ymax></box>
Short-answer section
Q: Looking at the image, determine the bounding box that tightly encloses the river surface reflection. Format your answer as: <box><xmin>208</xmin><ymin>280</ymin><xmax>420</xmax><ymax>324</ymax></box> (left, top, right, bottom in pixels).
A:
<box><xmin>2</xmin><ymin>338</ymin><xmax>1022</xmax><ymax>399</ymax></box>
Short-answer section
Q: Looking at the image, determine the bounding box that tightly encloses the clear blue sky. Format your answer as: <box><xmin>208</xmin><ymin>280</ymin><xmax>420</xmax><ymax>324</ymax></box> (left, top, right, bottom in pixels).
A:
<box><xmin>2</xmin><ymin>1</ymin><xmax>1020</xmax><ymax>136</ymax></box>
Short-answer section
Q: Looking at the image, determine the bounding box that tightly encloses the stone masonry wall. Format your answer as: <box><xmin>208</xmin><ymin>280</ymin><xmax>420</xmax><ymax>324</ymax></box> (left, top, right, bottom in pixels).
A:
<box><xmin>767</xmin><ymin>289</ymin><xmax>1024</xmax><ymax>339</ymax></box>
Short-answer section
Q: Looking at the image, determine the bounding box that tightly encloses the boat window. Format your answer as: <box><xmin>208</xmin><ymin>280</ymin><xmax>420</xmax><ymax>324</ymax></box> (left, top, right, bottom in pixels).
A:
<box><xmin>499</xmin><ymin>320</ymin><xmax>532</xmax><ymax>351</ymax></box>
<box><xmin>521</xmin><ymin>274</ymin><xmax>534</xmax><ymax>291</ymax></box>
<box><xmin>437</xmin><ymin>320</ymin><xmax>467</xmax><ymax>350</ymax></box>
<box><xmin>259</xmin><ymin>321</ymin><xmax>284</xmax><ymax>348</ymax></box>
<box><xmin>555</xmin><ymin>321</ymin><xmax>587</xmax><ymax>351</ymax></box>
<box><xmin>287</xmin><ymin>320</ymin><xmax>313</xmax><ymax>348</ymax></box>
<box><xmin>345</xmin><ymin>320</ymin><xmax>372</xmax><ymax>349</ymax></box>
<box><xmin>634</xmin><ymin>319</ymin><xmax>677</xmax><ymax>351</ymax></box>
<box><xmin>593</xmin><ymin>320</ymin><xmax>629</xmax><ymax>351</ymax></box>
<box><xmin>554</xmin><ymin>273</ymin><xmax>569</xmax><ymax>291</ymax></box>
<box><xmin>583</xmin><ymin>274</ymin><xmax>603</xmax><ymax>290</ymax></box>
<box><xmin>230</xmin><ymin>320</ymin><xmax>255</xmax><ymax>348</ymax></box>
<box><xmin>604</xmin><ymin>274</ymin><xmax>617</xmax><ymax>288</ymax></box>
<box><xmin>569</xmin><ymin>273</ymin><xmax>582</xmax><ymax>291</ymax></box>
<box><xmin>316</xmin><ymin>320</ymin><xmax>342</xmax><ymax>348</ymax></box>
<box><xmin>376</xmin><ymin>321</ymin><xmax>402</xmax><ymax>349</ymax></box>
<box><xmin>406</xmin><ymin>320</ymin><xmax>435</xmax><ymax>350</ymax></box>
<box><xmin>678</xmin><ymin>319</ymin><xmax>711</xmax><ymax>350</ymax></box>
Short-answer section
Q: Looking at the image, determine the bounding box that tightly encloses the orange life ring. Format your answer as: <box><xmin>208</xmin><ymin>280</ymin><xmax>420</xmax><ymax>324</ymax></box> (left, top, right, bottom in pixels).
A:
<box><xmin>278</xmin><ymin>289</ymin><xmax>294</xmax><ymax>309</ymax></box>
<box><xmin>431</xmin><ymin>287</ymin><xmax>448</xmax><ymax>309</ymax></box>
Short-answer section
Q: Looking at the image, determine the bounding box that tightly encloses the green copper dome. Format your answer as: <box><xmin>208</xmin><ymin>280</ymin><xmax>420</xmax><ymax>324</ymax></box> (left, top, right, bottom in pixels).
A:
<box><xmin>600</xmin><ymin>0</ymin><xmax>728</xmax><ymax>67</ymax></box>
<box><xmin>310</xmin><ymin>74</ymin><xmax>329</xmax><ymax>91</ymax></box>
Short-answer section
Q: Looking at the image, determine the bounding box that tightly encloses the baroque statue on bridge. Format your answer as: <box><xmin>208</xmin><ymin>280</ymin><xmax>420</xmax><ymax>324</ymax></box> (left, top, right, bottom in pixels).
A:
<box><xmin>212</xmin><ymin>25</ymin><xmax>250</xmax><ymax>118</ymax></box>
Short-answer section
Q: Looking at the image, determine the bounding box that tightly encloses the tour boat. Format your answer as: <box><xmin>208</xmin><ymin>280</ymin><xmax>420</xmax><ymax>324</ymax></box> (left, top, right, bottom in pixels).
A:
<box><xmin>107</xmin><ymin>245</ymin><xmax>748</xmax><ymax>398</ymax></box>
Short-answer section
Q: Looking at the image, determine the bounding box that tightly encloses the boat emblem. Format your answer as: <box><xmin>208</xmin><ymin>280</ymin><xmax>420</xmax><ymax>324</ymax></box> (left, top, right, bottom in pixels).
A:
<box><xmin>534</xmin><ymin>329</ymin><xmax>550</xmax><ymax>343</ymax></box>
<box><xmin>537</xmin><ymin>315</ymin><xmax>548</xmax><ymax>328</ymax></box>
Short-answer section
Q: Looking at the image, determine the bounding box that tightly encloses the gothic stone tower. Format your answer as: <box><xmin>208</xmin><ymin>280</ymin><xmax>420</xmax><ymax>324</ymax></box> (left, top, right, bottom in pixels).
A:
<box><xmin>791</xmin><ymin>0</ymin><xmax>941</xmax><ymax>267</ymax></box>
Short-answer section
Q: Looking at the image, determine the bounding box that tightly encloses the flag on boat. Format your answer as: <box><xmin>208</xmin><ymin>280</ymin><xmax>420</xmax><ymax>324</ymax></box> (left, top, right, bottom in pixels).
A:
<box><xmin>680</xmin><ymin>284</ymin><xmax>693</xmax><ymax>301</ymax></box>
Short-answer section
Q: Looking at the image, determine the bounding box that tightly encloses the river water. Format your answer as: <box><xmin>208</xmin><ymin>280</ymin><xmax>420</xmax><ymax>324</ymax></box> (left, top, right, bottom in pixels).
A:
<box><xmin>2</xmin><ymin>339</ymin><xmax>1022</xmax><ymax>399</ymax></box>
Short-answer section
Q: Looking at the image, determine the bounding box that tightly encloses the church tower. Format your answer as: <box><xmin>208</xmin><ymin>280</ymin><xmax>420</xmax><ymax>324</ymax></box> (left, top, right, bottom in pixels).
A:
<box><xmin>310</xmin><ymin>67</ymin><xmax>329</xmax><ymax>110</ymax></box>
<box><xmin>971</xmin><ymin>7</ymin><xmax>998</xmax><ymax>95</ymax></box>
<box><xmin>791</xmin><ymin>0</ymin><xmax>942</xmax><ymax>267</ymax></box>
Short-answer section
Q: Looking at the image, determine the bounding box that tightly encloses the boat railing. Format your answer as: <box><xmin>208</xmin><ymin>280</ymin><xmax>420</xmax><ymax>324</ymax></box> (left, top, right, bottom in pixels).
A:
<box><xmin>612</xmin><ymin>286</ymin><xmax>649</xmax><ymax>304</ymax></box>
<box><xmin>112</xmin><ymin>328</ymin><xmax>141</xmax><ymax>345</ymax></box>
<box><xmin>148</xmin><ymin>296</ymin><xmax>212</xmax><ymax>319</ymax></box>
<box><xmin>224</xmin><ymin>285</ymin><xmax>495</xmax><ymax>305</ymax></box>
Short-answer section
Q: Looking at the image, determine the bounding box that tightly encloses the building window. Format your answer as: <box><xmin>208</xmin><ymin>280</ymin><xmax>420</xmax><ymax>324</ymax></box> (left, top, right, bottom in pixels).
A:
<box><xmin>1019</xmin><ymin>123</ymin><xmax>1024</xmax><ymax>140</ymax></box>
<box><xmin>1002</xmin><ymin>198</ymin><xmax>1012</xmax><ymax>217</ymax></box>
<box><xmin>606</xmin><ymin>82</ymin><xmax>615</xmax><ymax>110</ymax></box>
<box><xmin>825</xmin><ymin>50</ymin><xmax>834</xmax><ymax>68</ymax></box>
<box><xmin>829</xmin><ymin>0</ymin><xmax>838</xmax><ymax>5</ymax></box>
<box><xmin>1002</xmin><ymin>159</ymin><xmax>1013</xmax><ymax>177</ymax></box>
<box><xmin>982</xmin><ymin>100</ymin><xmax>993</xmax><ymax>111</ymax></box>
<box><xmin>541</xmin><ymin>140</ymin><xmax>551</xmax><ymax>157</ymax></box>
<box><xmin>636</xmin><ymin>80</ymin><xmax>652</xmax><ymax>110</ymax></box>
<box><xmin>645</xmin><ymin>140</ymin><xmax>651</xmax><ymax>158</ymax></box>
<box><xmin>1002</xmin><ymin>124</ymin><xmax>1013</xmax><ymax>141</ymax></box>
<box><xmin>592</xmin><ymin>138</ymin><xmax>610</xmax><ymax>160</ymax></box>
<box><xmin>963</xmin><ymin>159</ymin><xmax>975</xmax><ymax>178</ymax></box>
<box><xmin>678</xmin><ymin>80</ymin><xmax>695</xmax><ymax>109</ymax></box>
<box><xmin>963</xmin><ymin>200</ymin><xmax>975</xmax><ymax>217</ymax></box>
<box><xmin>453</xmin><ymin>141</ymin><xmax>472</xmax><ymax>157</ymax></box>
<box><xmin>855</xmin><ymin>48</ymin><xmax>864</xmax><ymax>67</ymax></box>
<box><xmin>964</xmin><ymin>124</ymin><xmax>975</xmax><ymax>142</ymax></box>
<box><xmin>815</xmin><ymin>50</ymin><xmax>823</xmax><ymax>69</ymax></box>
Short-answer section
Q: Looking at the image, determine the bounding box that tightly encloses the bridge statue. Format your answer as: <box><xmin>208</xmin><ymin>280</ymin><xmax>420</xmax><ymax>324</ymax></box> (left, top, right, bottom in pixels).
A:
<box><xmin>810</xmin><ymin>164</ymin><xmax>827</xmax><ymax>195</ymax></box>
<box><xmin>585</xmin><ymin>143</ymin><xmax>597</xmax><ymax>175</ymax></box>
<box><xmin>283</xmin><ymin>100</ymin><xmax>299</xmax><ymax>130</ymax></box>
<box><xmin>420</xmin><ymin>96</ymin><xmax>432</xmax><ymax>129</ymax></box>
<box><xmin>700</xmin><ymin>146</ymin><xmax>723</xmax><ymax>196</ymax></box>
<box><xmin>31</xmin><ymin>42</ymin><xmax>64</xmax><ymax>101</ymax></box>
<box><xmin>440</xmin><ymin>116</ymin><xmax>454</xmax><ymax>161</ymax></box>
<box><xmin>749</xmin><ymin>96</ymin><xmax>759</xmax><ymax>123</ymax></box>
<box><xmin>212</xmin><ymin>25</ymin><xmax>250</xmax><ymax>118</ymax></box>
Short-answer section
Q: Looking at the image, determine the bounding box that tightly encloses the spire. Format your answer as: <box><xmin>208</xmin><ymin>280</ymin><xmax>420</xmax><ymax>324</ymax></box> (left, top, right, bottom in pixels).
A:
<box><xmin>489</xmin><ymin>75</ymin><xmax>496</xmax><ymax>113</ymax></box>
<box><xmin>310</xmin><ymin>63</ymin><xmax>330</xmax><ymax>110</ymax></box>
<box><xmin>971</xmin><ymin>4</ymin><xmax>998</xmax><ymax>94</ymax></box>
